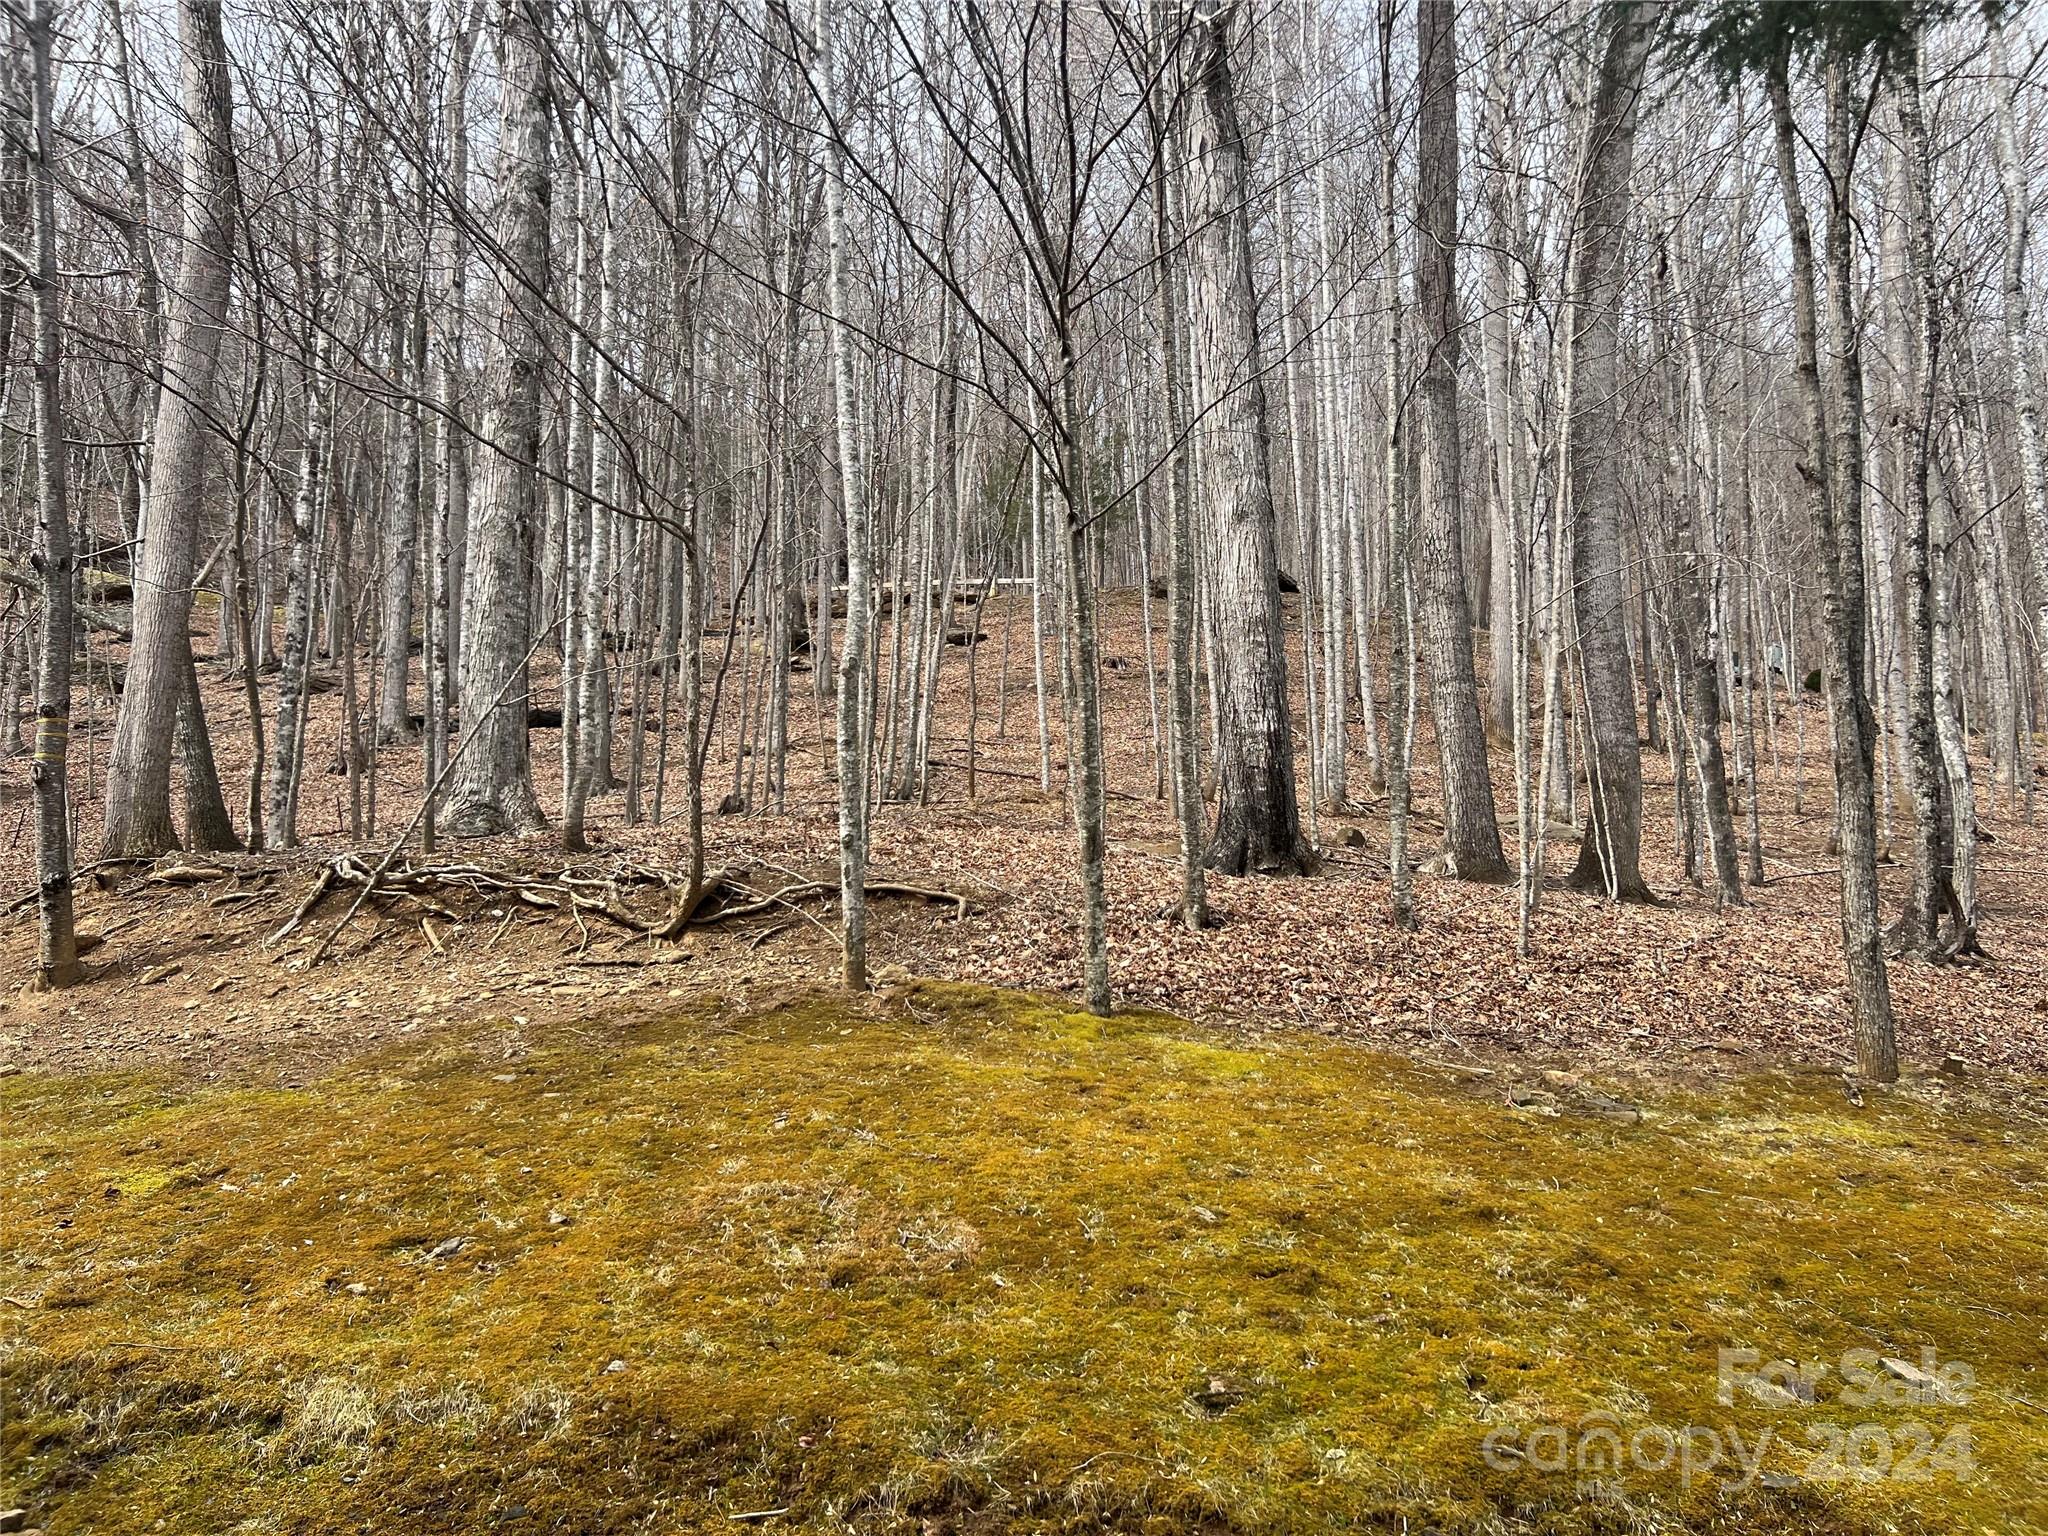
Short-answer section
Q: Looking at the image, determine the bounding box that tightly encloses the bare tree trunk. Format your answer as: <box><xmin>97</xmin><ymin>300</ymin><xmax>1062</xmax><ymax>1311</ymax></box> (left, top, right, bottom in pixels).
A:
<box><xmin>1992</xmin><ymin>21</ymin><xmax>2048</xmax><ymax>696</ymax></box>
<box><xmin>1413</xmin><ymin>0</ymin><xmax>1506</xmax><ymax>880</ymax></box>
<box><xmin>1660</xmin><ymin>229</ymin><xmax>1743</xmax><ymax>905</ymax></box>
<box><xmin>425</xmin><ymin>9</ymin><xmax>478</xmax><ymax>851</ymax></box>
<box><xmin>441</xmin><ymin>0</ymin><xmax>553</xmax><ymax>838</ymax></box>
<box><xmin>268</xmin><ymin>175</ymin><xmax>335</xmax><ymax>850</ymax></box>
<box><xmin>564</xmin><ymin>77</ymin><xmax>620</xmax><ymax>852</ymax></box>
<box><xmin>1891</xmin><ymin>47</ymin><xmax>1956</xmax><ymax>955</ymax></box>
<box><xmin>1563</xmin><ymin>0</ymin><xmax>1657</xmax><ymax>902</ymax></box>
<box><xmin>1185</xmin><ymin>0</ymin><xmax>1307</xmax><ymax>878</ymax></box>
<box><xmin>1148</xmin><ymin>20</ymin><xmax>1208</xmax><ymax>929</ymax></box>
<box><xmin>1768</xmin><ymin>52</ymin><xmax>1897</xmax><ymax>1082</ymax></box>
<box><xmin>812</xmin><ymin>0</ymin><xmax>872</xmax><ymax>990</ymax></box>
<box><xmin>177</xmin><ymin>648</ymin><xmax>238</xmax><ymax>849</ymax></box>
<box><xmin>1378</xmin><ymin>0</ymin><xmax>1415</xmax><ymax>930</ymax></box>
<box><xmin>1056</xmin><ymin>348</ymin><xmax>1112</xmax><ymax>1014</ymax></box>
<box><xmin>22</xmin><ymin>0</ymin><xmax>79</xmax><ymax>988</ymax></box>
<box><xmin>377</xmin><ymin>319</ymin><xmax>421</xmax><ymax>744</ymax></box>
<box><xmin>101</xmin><ymin>0</ymin><xmax>237</xmax><ymax>856</ymax></box>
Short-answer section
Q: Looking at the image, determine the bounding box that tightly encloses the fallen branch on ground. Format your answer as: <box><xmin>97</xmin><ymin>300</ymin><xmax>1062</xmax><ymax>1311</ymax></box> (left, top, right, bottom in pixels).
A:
<box><xmin>262</xmin><ymin>856</ymin><xmax>972</xmax><ymax>965</ymax></box>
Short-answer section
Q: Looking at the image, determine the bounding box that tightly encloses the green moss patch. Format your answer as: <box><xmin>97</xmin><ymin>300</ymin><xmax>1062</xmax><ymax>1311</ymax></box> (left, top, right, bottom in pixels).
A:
<box><xmin>3</xmin><ymin>984</ymin><xmax>2043</xmax><ymax>1533</ymax></box>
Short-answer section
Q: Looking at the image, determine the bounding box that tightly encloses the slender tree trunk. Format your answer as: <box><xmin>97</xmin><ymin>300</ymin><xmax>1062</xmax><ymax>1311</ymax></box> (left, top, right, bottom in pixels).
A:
<box><xmin>1149</xmin><ymin>27</ymin><xmax>1209</xmax><ymax>929</ymax></box>
<box><xmin>1379</xmin><ymin>0</ymin><xmax>1415</xmax><ymax>930</ymax></box>
<box><xmin>564</xmin><ymin>84</ymin><xmax>620</xmax><ymax>852</ymax></box>
<box><xmin>1891</xmin><ymin>47</ymin><xmax>1954</xmax><ymax>955</ymax></box>
<box><xmin>266</xmin><ymin>392</ymin><xmax>320</xmax><ymax>847</ymax></box>
<box><xmin>813</xmin><ymin>0</ymin><xmax>871</xmax><ymax>990</ymax></box>
<box><xmin>1660</xmin><ymin>231</ymin><xmax>1742</xmax><ymax>905</ymax></box>
<box><xmin>1768</xmin><ymin>53</ymin><xmax>1896</xmax><ymax>1082</ymax></box>
<box><xmin>1056</xmin><ymin>344</ymin><xmax>1112</xmax><ymax>1014</ymax></box>
<box><xmin>1992</xmin><ymin>22</ymin><xmax>2048</xmax><ymax>696</ymax></box>
<box><xmin>1413</xmin><ymin>0</ymin><xmax>1507</xmax><ymax>880</ymax></box>
<box><xmin>425</xmin><ymin>10</ymin><xmax>478</xmax><ymax>850</ymax></box>
<box><xmin>23</xmin><ymin>0</ymin><xmax>79</xmax><ymax>988</ymax></box>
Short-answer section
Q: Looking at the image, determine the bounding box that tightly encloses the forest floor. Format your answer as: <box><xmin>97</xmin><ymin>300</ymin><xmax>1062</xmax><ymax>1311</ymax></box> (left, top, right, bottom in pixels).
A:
<box><xmin>1</xmin><ymin>589</ymin><xmax>2043</xmax><ymax>1084</ymax></box>
<box><xmin>3</xmin><ymin>591</ymin><xmax>2046</xmax><ymax>1534</ymax></box>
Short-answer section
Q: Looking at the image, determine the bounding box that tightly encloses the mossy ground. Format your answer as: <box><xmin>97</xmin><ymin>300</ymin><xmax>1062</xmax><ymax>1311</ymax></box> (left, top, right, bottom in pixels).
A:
<box><xmin>3</xmin><ymin>984</ymin><xmax>2043</xmax><ymax>1534</ymax></box>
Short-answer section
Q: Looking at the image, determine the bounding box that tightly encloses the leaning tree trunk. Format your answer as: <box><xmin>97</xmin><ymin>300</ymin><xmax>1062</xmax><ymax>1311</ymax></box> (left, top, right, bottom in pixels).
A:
<box><xmin>100</xmin><ymin>0</ymin><xmax>237</xmax><ymax>857</ymax></box>
<box><xmin>1413</xmin><ymin>0</ymin><xmax>1507</xmax><ymax>880</ymax></box>
<box><xmin>1184</xmin><ymin>0</ymin><xmax>1307</xmax><ymax>877</ymax></box>
<box><xmin>441</xmin><ymin>0</ymin><xmax>554</xmax><ymax>839</ymax></box>
<box><xmin>23</xmin><ymin>0</ymin><xmax>79</xmax><ymax>989</ymax></box>
<box><xmin>1562</xmin><ymin>0</ymin><xmax>1658</xmax><ymax>902</ymax></box>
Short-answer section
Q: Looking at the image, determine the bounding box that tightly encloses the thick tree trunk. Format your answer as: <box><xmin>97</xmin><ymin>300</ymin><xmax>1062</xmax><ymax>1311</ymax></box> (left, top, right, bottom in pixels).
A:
<box><xmin>1563</xmin><ymin>1</ymin><xmax>1657</xmax><ymax>902</ymax></box>
<box><xmin>1413</xmin><ymin>0</ymin><xmax>1507</xmax><ymax>880</ymax></box>
<box><xmin>176</xmin><ymin>649</ymin><xmax>238</xmax><ymax>850</ymax></box>
<box><xmin>1184</xmin><ymin>0</ymin><xmax>1308</xmax><ymax>877</ymax></box>
<box><xmin>101</xmin><ymin>0</ymin><xmax>237</xmax><ymax>857</ymax></box>
<box><xmin>441</xmin><ymin>0</ymin><xmax>554</xmax><ymax>838</ymax></box>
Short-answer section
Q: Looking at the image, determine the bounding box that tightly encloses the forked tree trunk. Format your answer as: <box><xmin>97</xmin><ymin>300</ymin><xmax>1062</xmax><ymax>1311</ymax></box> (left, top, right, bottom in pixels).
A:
<box><xmin>1659</xmin><ymin>232</ymin><xmax>1742</xmax><ymax>905</ymax></box>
